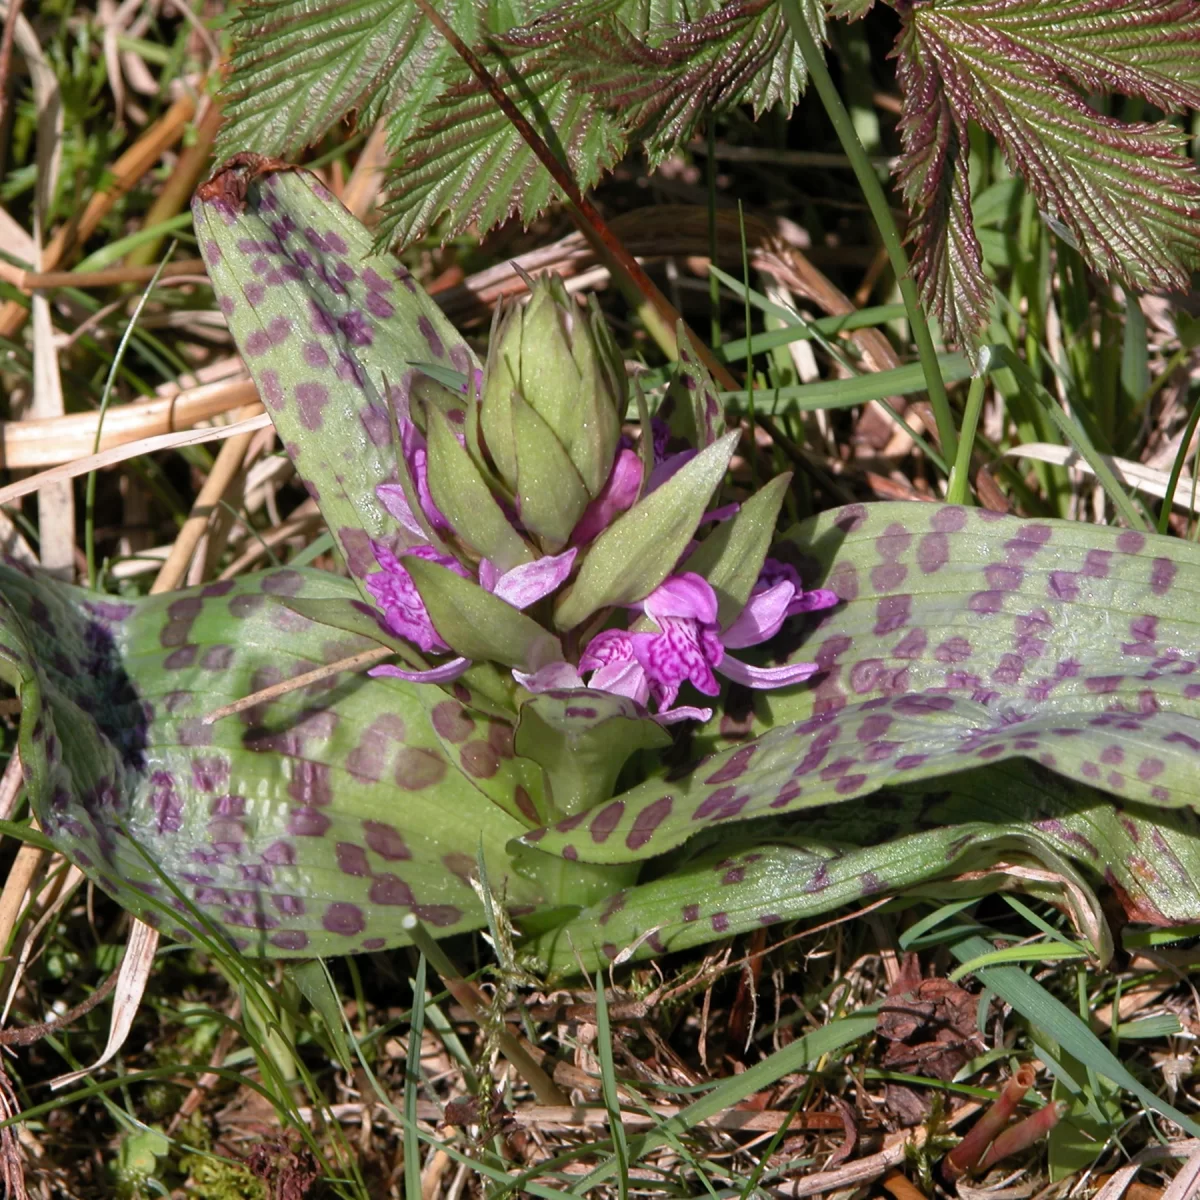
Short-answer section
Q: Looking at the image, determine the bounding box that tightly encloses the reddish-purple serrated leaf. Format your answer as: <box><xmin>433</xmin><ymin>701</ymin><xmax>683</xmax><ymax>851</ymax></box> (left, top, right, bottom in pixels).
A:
<box><xmin>827</xmin><ymin>0</ymin><xmax>874</xmax><ymax>18</ymax></box>
<box><xmin>895</xmin><ymin>0</ymin><xmax>1200</xmax><ymax>347</ymax></box>
<box><xmin>894</xmin><ymin>22</ymin><xmax>989</xmax><ymax>349</ymax></box>
<box><xmin>193</xmin><ymin>156</ymin><xmax>479</xmax><ymax>592</ymax></box>
<box><xmin>568</xmin><ymin>0</ymin><xmax>823</xmax><ymax>166</ymax></box>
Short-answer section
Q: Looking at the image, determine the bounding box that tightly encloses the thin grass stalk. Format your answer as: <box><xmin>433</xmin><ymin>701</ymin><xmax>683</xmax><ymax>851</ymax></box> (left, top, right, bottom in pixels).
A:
<box><xmin>780</xmin><ymin>0</ymin><xmax>958</xmax><ymax>466</ymax></box>
<box><xmin>1159</xmin><ymin>393</ymin><xmax>1200</xmax><ymax>536</ymax></box>
<box><xmin>946</xmin><ymin>366</ymin><xmax>988</xmax><ymax>505</ymax></box>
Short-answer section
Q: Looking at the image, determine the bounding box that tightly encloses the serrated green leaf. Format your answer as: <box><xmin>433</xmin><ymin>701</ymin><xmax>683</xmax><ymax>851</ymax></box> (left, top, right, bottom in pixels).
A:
<box><xmin>896</xmin><ymin>0</ymin><xmax>1200</xmax><ymax>347</ymax></box>
<box><xmin>423</xmin><ymin>405</ymin><xmax>534</xmax><ymax>571</ymax></box>
<box><xmin>404</xmin><ymin>556</ymin><xmax>560</xmax><ymax>670</ymax></box>
<box><xmin>680</xmin><ymin>471</ymin><xmax>791</xmax><ymax>629</ymax></box>
<box><xmin>377</xmin><ymin>14</ymin><xmax>626</xmax><ymax>245</ymax></box>
<box><xmin>218</xmin><ymin>0</ymin><xmax>823</xmax><ymax>245</ymax></box>
<box><xmin>0</xmin><ymin>563</ymin><xmax>543</xmax><ymax>957</ymax></box>
<box><xmin>217</xmin><ymin>0</ymin><xmax>494</xmax><ymax>162</ymax></box>
<box><xmin>553</xmin><ymin>430</ymin><xmax>739</xmax><ymax>629</ymax></box>
<box><xmin>568</xmin><ymin>0</ymin><xmax>824</xmax><ymax>166</ymax></box>
<box><xmin>192</xmin><ymin>160</ymin><xmax>479</xmax><ymax>594</ymax></box>
<box><xmin>527</xmin><ymin>501</ymin><xmax>1200</xmax><ymax>865</ymax></box>
<box><xmin>827</xmin><ymin>0</ymin><xmax>874</xmax><ymax>19</ymax></box>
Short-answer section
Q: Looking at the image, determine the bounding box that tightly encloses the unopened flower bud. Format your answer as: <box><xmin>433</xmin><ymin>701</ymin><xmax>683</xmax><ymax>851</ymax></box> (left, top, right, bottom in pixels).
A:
<box><xmin>481</xmin><ymin>275</ymin><xmax>625</xmax><ymax>548</ymax></box>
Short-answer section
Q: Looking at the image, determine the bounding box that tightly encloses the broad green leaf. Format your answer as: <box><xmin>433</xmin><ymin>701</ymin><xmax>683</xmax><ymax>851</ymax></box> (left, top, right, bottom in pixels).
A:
<box><xmin>553</xmin><ymin>430</ymin><xmax>739</xmax><ymax>629</ymax></box>
<box><xmin>403</xmin><ymin>557</ymin><xmax>560</xmax><ymax>671</ymax></box>
<box><xmin>526</xmin><ymin>501</ymin><xmax>1200</xmax><ymax>862</ymax></box>
<box><xmin>515</xmin><ymin>691</ymin><xmax>669</xmax><ymax>817</ymax></box>
<box><xmin>0</xmin><ymin>562</ymin><xmax>543</xmax><ymax>957</ymax></box>
<box><xmin>192</xmin><ymin>160</ymin><xmax>479</xmax><ymax>592</ymax></box>
<box><xmin>423</xmin><ymin>405</ymin><xmax>534</xmax><ymax>571</ymax></box>
<box><xmin>895</xmin><ymin>0</ymin><xmax>1200</xmax><ymax>347</ymax></box>
<box><xmin>680</xmin><ymin>471</ymin><xmax>791</xmax><ymax>628</ymax></box>
<box><xmin>524</xmin><ymin>761</ymin><xmax>1200</xmax><ymax>974</ymax></box>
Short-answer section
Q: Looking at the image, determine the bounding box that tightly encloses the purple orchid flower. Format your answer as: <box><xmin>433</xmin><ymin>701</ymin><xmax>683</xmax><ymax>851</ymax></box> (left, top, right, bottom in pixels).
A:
<box><xmin>518</xmin><ymin>566</ymin><xmax>838</xmax><ymax>724</ymax></box>
<box><xmin>366</xmin><ymin>542</ymin><xmax>577</xmax><ymax>685</ymax></box>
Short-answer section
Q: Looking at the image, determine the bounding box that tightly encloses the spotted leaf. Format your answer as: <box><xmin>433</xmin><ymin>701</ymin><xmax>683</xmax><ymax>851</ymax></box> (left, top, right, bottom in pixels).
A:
<box><xmin>525</xmin><ymin>760</ymin><xmax>1200</xmax><ymax>975</ymax></box>
<box><xmin>524</xmin><ymin>502</ymin><xmax>1200</xmax><ymax>862</ymax></box>
<box><xmin>0</xmin><ymin>561</ymin><xmax>546</xmax><ymax>957</ymax></box>
<box><xmin>192</xmin><ymin>156</ymin><xmax>479</xmax><ymax>593</ymax></box>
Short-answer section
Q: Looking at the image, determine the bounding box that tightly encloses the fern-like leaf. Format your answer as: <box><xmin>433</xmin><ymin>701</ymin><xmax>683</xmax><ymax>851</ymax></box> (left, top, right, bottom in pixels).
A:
<box><xmin>896</xmin><ymin>0</ymin><xmax>1200</xmax><ymax>347</ymax></box>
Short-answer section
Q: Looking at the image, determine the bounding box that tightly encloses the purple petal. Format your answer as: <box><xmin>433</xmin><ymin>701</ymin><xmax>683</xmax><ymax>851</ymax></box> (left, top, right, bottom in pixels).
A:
<box><xmin>571</xmin><ymin>449</ymin><xmax>642</xmax><ymax>544</ymax></box>
<box><xmin>631</xmin><ymin>619</ymin><xmax>721</xmax><ymax>708</ymax></box>
<box><xmin>699</xmin><ymin>503</ymin><xmax>740</xmax><ymax>526</ymax></box>
<box><xmin>642</xmin><ymin>573</ymin><xmax>719</xmax><ymax>624</ymax></box>
<box><xmin>579</xmin><ymin>628</ymin><xmax>635</xmax><ymax>672</ymax></box>
<box><xmin>715</xmin><ymin>656</ymin><xmax>821</xmax><ymax>690</ymax></box>
<box><xmin>786</xmin><ymin>587</ymin><xmax>840</xmax><ymax>616</ymax></box>
<box><xmin>368</xmin><ymin>657</ymin><xmax>471</xmax><ymax>683</ymax></box>
<box><xmin>376</xmin><ymin>483</ymin><xmax>425</xmax><ymax>538</ymax></box>
<box><xmin>589</xmin><ymin>660</ymin><xmax>649</xmax><ymax>705</ymax></box>
<box><xmin>721</xmin><ymin>580</ymin><xmax>795</xmax><ymax>649</ymax></box>
<box><xmin>478</xmin><ymin>559</ymin><xmax>502</xmax><ymax>593</ymax></box>
<box><xmin>491</xmin><ymin>548</ymin><xmax>577</xmax><ymax>609</ymax></box>
<box><xmin>647</xmin><ymin>449</ymin><xmax>696</xmax><ymax>493</ymax></box>
<box><xmin>653</xmin><ymin>705</ymin><xmax>712</xmax><ymax>726</ymax></box>
<box><xmin>513</xmin><ymin>661</ymin><xmax>587</xmax><ymax>692</ymax></box>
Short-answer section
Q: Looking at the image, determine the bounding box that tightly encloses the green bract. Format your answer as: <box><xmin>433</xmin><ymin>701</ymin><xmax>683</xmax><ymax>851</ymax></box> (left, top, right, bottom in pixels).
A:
<box><xmin>481</xmin><ymin>275</ymin><xmax>625</xmax><ymax>546</ymax></box>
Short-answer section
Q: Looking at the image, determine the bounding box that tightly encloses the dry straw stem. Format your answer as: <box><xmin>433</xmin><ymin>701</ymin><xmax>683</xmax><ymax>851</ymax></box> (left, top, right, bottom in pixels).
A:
<box><xmin>0</xmin><ymin>258</ymin><xmax>207</xmax><ymax>292</ymax></box>
<box><xmin>124</xmin><ymin>97</ymin><xmax>223</xmax><ymax>269</ymax></box>
<box><xmin>881</xmin><ymin>1170</ymin><xmax>928</xmax><ymax>1200</ymax></box>
<box><xmin>202</xmin><ymin>646</ymin><xmax>393</xmax><ymax>725</ymax></box>
<box><xmin>149</xmin><ymin>413</ymin><xmax>259</xmax><ymax>594</ymax></box>
<box><xmin>775</xmin><ymin>1101</ymin><xmax>982</xmax><ymax>1198</ymax></box>
<box><xmin>1092</xmin><ymin>1141</ymin><xmax>1200</xmax><ymax>1200</ymax></box>
<box><xmin>0</xmin><ymin>89</ymin><xmax>198</xmax><ymax>335</ymax></box>
<box><xmin>0</xmin><ymin>408</ymin><xmax>270</xmax><ymax>507</ymax></box>
<box><xmin>0</xmin><ymin>376</ymin><xmax>259</xmax><ymax>469</ymax></box>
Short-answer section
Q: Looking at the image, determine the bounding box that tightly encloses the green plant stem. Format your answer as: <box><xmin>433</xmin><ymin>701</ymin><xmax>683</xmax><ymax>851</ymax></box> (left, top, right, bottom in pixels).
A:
<box><xmin>946</xmin><ymin>368</ymin><xmax>987</xmax><ymax>505</ymax></box>
<box><xmin>1158</xmin><ymin>393</ymin><xmax>1200</xmax><ymax>535</ymax></box>
<box><xmin>780</xmin><ymin>0</ymin><xmax>958</xmax><ymax>466</ymax></box>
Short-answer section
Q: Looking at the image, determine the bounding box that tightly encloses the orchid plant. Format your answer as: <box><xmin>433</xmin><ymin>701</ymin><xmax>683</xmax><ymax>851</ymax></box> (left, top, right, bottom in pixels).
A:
<box><xmin>4</xmin><ymin>157</ymin><xmax>1200</xmax><ymax>979</ymax></box>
